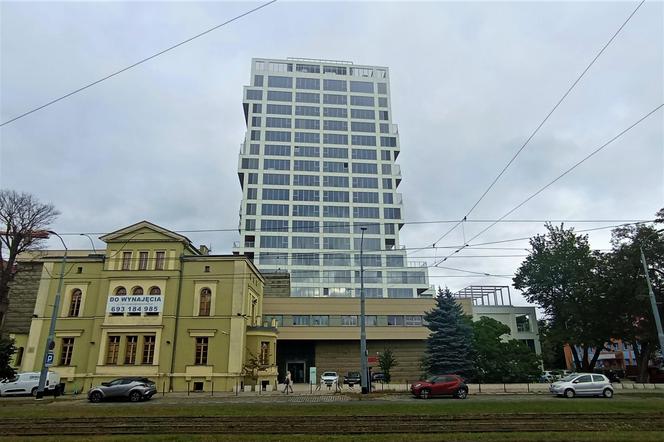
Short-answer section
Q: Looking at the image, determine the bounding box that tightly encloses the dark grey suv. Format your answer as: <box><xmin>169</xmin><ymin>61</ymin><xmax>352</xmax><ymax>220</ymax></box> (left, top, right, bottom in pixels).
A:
<box><xmin>88</xmin><ymin>377</ymin><xmax>157</xmax><ymax>402</ymax></box>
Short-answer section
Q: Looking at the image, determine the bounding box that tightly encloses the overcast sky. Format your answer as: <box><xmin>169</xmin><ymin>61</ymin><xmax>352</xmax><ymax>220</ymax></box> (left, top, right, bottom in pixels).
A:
<box><xmin>1</xmin><ymin>1</ymin><xmax>662</xmax><ymax>305</ymax></box>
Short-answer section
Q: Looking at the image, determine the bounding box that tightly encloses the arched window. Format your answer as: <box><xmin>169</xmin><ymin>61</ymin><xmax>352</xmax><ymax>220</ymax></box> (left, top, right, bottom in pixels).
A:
<box><xmin>199</xmin><ymin>288</ymin><xmax>211</xmax><ymax>316</ymax></box>
<box><xmin>68</xmin><ymin>289</ymin><xmax>82</xmax><ymax>317</ymax></box>
<box><xmin>111</xmin><ymin>287</ymin><xmax>126</xmax><ymax>316</ymax></box>
<box><xmin>132</xmin><ymin>286</ymin><xmax>144</xmax><ymax>295</ymax></box>
<box><xmin>146</xmin><ymin>287</ymin><xmax>161</xmax><ymax>316</ymax></box>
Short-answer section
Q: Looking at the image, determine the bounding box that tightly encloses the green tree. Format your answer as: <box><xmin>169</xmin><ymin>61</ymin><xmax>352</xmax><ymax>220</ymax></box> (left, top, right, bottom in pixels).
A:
<box><xmin>472</xmin><ymin>317</ymin><xmax>541</xmax><ymax>383</ymax></box>
<box><xmin>0</xmin><ymin>336</ymin><xmax>16</xmax><ymax>379</ymax></box>
<box><xmin>538</xmin><ymin>319</ymin><xmax>567</xmax><ymax>370</ymax></box>
<box><xmin>513</xmin><ymin>224</ymin><xmax>611</xmax><ymax>372</ymax></box>
<box><xmin>378</xmin><ymin>348</ymin><xmax>398</xmax><ymax>383</ymax></box>
<box><xmin>604</xmin><ymin>212</ymin><xmax>663</xmax><ymax>381</ymax></box>
<box><xmin>423</xmin><ymin>287</ymin><xmax>475</xmax><ymax>378</ymax></box>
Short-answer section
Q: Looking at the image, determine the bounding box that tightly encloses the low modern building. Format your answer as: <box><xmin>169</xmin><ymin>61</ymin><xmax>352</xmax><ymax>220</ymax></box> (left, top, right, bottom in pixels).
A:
<box><xmin>20</xmin><ymin>221</ymin><xmax>277</xmax><ymax>393</ymax></box>
<box><xmin>262</xmin><ymin>277</ymin><xmax>473</xmax><ymax>382</ymax></box>
<box><xmin>454</xmin><ymin>286</ymin><xmax>541</xmax><ymax>354</ymax></box>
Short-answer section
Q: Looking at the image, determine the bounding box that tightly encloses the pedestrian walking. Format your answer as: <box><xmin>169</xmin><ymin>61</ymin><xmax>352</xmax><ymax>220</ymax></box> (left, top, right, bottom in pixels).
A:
<box><xmin>283</xmin><ymin>370</ymin><xmax>294</xmax><ymax>393</ymax></box>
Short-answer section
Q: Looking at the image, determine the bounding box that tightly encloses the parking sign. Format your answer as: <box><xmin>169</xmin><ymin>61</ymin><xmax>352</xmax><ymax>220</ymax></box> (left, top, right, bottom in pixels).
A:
<box><xmin>45</xmin><ymin>351</ymin><xmax>54</xmax><ymax>367</ymax></box>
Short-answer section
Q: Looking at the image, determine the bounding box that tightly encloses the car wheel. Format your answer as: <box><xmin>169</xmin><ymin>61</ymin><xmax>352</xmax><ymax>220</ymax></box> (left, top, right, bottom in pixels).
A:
<box><xmin>129</xmin><ymin>391</ymin><xmax>142</xmax><ymax>402</ymax></box>
<box><xmin>603</xmin><ymin>388</ymin><xmax>614</xmax><ymax>399</ymax></box>
<box><xmin>419</xmin><ymin>389</ymin><xmax>430</xmax><ymax>400</ymax></box>
<box><xmin>455</xmin><ymin>388</ymin><xmax>468</xmax><ymax>399</ymax></box>
<box><xmin>89</xmin><ymin>391</ymin><xmax>103</xmax><ymax>403</ymax></box>
<box><xmin>31</xmin><ymin>387</ymin><xmax>38</xmax><ymax>397</ymax></box>
<box><xmin>564</xmin><ymin>389</ymin><xmax>575</xmax><ymax>399</ymax></box>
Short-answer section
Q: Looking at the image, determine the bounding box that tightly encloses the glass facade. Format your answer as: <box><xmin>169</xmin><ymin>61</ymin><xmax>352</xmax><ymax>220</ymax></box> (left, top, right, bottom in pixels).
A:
<box><xmin>236</xmin><ymin>58</ymin><xmax>430</xmax><ymax>298</ymax></box>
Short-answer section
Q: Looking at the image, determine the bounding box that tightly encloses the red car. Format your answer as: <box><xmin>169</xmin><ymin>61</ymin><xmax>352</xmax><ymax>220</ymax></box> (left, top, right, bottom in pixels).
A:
<box><xmin>410</xmin><ymin>375</ymin><xmax>468</xmax><ymax>399</ymax></box>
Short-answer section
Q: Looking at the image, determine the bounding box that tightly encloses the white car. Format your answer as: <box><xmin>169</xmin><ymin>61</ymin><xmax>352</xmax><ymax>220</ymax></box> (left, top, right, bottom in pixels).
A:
<box><xmin>321</xmin><ymin>371</ymin><xmax>339</xmax><ymax>386</ymax></box>
<box><xmin>549</xmin><ymin>373</ymin><xmax>614</xmax><ymax>398</ymax></box>
<box><xmin>0</xmin><ymin>371</ymin><xmax>61</xmax><ymax>397</ymax></box>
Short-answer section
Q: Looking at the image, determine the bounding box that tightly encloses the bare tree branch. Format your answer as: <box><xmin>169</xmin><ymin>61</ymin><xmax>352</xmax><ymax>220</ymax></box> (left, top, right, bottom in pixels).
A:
<box><xmin>0</xmin><ymin>189</ymin><xmax>59</xmax><ymax>332</ymax></box>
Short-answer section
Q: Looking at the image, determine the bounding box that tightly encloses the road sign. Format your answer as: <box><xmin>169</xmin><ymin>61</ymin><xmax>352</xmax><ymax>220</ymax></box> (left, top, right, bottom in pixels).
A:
<box><xmin>368</xmin><ymin>356</ymin><xmax>378</xmax><ymax>364</ymax></box>
<box><xmin>45</xmin><ymin>351</ymin><xmax>54</xmax><ymax>367</ymax></box>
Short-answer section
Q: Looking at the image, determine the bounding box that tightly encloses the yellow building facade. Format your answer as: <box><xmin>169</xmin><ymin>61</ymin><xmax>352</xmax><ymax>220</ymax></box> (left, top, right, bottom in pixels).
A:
<box><xmin>21</xmin><ymin>221</ymin><xmax>277</xmax><ymax>393</ymax></box>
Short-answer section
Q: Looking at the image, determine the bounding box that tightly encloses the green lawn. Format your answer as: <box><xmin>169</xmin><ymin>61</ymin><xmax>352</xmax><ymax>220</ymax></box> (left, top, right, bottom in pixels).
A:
<box><xmin>1</xmin><ymin>395</ymin><xmax>664</xmax><ymax>418</ymax></box>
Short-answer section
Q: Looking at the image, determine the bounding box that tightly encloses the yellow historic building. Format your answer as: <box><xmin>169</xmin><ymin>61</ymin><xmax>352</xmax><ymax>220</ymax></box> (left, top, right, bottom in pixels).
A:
<box><xmin>20</xmin><ymin>221</ymin><xmax>277</xmax><ymax>393</ymax></box>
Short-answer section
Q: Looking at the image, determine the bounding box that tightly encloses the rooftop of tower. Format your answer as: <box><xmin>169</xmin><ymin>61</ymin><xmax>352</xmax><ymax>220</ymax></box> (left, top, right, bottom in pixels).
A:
<box><xmin>251</xmin><ymin>57</ymin><xmax>389</xmax><ymax>77</ymax></box>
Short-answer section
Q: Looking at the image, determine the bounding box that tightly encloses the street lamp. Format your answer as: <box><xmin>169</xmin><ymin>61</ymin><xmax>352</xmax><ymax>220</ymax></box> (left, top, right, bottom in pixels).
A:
<box><xmin>359</xmin><ymin>226</ymin><xmax>368</xmax><ymax>394</ymax></box>
<box><xmin>79</xmin><ymin>233</ymin><xmax>97</xmax><ymax>254</ymax></box>
<box><xmin>639</xmin><ymin>228</ymin><xmax>664</xmax><ymax>359</ymax></box>
<box><xmin>36</xmin><ymin>231</ymin><xmax>67</xmax><ymax>399</ymax></box>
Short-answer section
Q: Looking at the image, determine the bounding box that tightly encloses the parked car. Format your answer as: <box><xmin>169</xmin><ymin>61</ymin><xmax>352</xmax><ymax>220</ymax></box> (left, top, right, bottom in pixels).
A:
<box><xmin>540</xmin><ymin>371</ymin><xmax>556</xmax><ymax>383</ymax></box>
<box><xmin>410</xmin><ymin>375</ymin><xmax>468</xmax><ymax>399</ymax></box>
<box><xmin>343</xmin><ymin>372</ymin><xmax>361</xmax><ymax>386</ymax></box>
<box><xmin>549</xmin><ymin>373</ymin><xmax>613</xmax><ymax>398</ymax></box>
<box><xmin>88</xmin><ymin>377</ymin><xmax>156</xmax><ymax>403</ymax></box>
<box><xmin>372</xmin><ymin>372</ymin><xmax>386</xmax><ymax>383</ymax></box>
<box><xmin>320</xmin><ymin>372</ymin><xmax>339</xmax><ymax>386</ymax></box>
<box><xmin>0</xmin><ymin>371</ymin><xmax>61</xmax><ymax>397</ymax></box>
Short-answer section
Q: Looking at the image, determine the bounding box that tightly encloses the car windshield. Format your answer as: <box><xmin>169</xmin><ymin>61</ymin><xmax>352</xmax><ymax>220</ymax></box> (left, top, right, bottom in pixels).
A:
<box><xmin>322</xmin><ymin>372</ymin><xmax>336</xmax><ymax>377</ymax></box>
<box><xmin>425</xmin><ymin>376</ymin><xmax>440</xmax><ymax>383</ymax></box>
<box><xmin>560</xmin><ymin>374</ymin><xmax>577</xmax><ymax>382</ymax></box>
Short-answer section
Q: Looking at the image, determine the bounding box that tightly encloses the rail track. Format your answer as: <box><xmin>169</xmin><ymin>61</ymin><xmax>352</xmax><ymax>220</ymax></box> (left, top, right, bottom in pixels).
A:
<box><xmin>1</xmin><ymin>412</ymin><xmax>663</xmax><ymax>436</ymax></box>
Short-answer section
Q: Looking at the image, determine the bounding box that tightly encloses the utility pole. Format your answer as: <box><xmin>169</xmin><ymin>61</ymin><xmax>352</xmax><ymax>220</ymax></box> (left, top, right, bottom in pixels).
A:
<box><xmin>359</xmin><ymin>227</ymin><xmax>368</xmax><ymax>394</ymax></box>
<box><xmin>639</xmin><ymin>237</ymin><xmax>664</xmax><ymax>357</ymax></box>
<box><xmin>36</xmin><ymin>231</ymin><xmax>67</xmax><ymax>399</ymax></box>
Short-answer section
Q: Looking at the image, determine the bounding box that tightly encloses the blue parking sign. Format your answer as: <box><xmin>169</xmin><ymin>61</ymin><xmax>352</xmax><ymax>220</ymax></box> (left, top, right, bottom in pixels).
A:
<box><xmin>45</xmin><ymin>351</ymin><xmax>54</xmax><ymax>367</ymax></box>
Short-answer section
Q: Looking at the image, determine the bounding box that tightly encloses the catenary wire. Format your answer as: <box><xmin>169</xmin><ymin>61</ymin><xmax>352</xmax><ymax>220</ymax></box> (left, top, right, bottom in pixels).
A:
<box><xmin>31</xmin><ymin>221</ymin><xmax>649</xmax><ymax>260</ymax></box>
<box><xmin>432</xmin><ymin>104</ymin><xmax>663</xmax><ymax>267</ymax></box>
<box><xmin>30</xmin><ymin>221</ymin><xmax>649</xmax><ymax>281</ymax></box>
<box><xmin>412</xmin><ymin>0</ymin><xmax>647</xmax><ymax>255</ymax></box>
<box><xmin>53</xmin><ymin>219</ymin><xmax>650</xmax><ymax>236</ymax></box>
<box><xmin>0</xmin><ymin>0</ymin><xmax>278</xmax><ymax>127</ymax></box>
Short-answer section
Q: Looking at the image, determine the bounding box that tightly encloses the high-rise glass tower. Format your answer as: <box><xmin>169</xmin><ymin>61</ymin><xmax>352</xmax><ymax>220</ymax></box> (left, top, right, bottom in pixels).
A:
<box><xmin>235</xmin><ymin>57</ymin><xmax>431</xmax><ymax>299</ymax></box>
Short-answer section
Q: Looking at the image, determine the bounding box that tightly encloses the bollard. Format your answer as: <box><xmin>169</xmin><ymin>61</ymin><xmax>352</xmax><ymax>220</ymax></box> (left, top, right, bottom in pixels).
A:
<box><xmin>235</xmin><ymin>379</ymin><xmax>238</xmax><ymax>396</ymax></box>
<box><xmin>187</xmin><ymin>382</ymin><xmax>190</xmax><ymax>396</ymax></box>
<box><xmin>503</xmin><ymin>383</ymin><xmax>507</xmax><ymax>393</ymax></box>
<box><xmin>527</xmin><ymin>383</ymin><xmax>530</xmax><ymax>393</ymax></box>
<box><xmin>162</xmin><ymin>381</ymin><xmax>166</xmax><ymax>397</ymax></box>
<box><xmin>211</xmin><ymin>381</ymin><xmax>214</xmax><ymax>397</ymax></box>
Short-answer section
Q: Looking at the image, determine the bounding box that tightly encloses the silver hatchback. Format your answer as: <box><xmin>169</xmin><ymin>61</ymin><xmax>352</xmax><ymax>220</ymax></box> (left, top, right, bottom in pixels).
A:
<box><xmin>549</xmin><ymin>373</ymin><xmax>614</xmax><ymax>398</ymax></box>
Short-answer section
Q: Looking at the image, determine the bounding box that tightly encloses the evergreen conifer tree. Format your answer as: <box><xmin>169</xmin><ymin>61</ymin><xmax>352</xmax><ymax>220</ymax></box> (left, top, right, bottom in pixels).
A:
<box><xmin>423</xmin><ymin>287</ymin><xmax>475</xmax><ymax>378</ymax></box>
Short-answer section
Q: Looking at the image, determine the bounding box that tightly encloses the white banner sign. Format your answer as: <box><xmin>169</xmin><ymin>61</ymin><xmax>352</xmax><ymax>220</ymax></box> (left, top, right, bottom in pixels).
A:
<box><xmin>106</xmin><ymin>295</ymin><xmax>163</xmax><ymax>314</ymax></box>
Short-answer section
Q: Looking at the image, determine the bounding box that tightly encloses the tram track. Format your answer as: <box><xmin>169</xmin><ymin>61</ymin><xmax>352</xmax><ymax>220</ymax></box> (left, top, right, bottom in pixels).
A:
<box><xmin>1</xmin><ymin>412</ymin><xmax>662</xmax><ymax>436</ymax></box>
